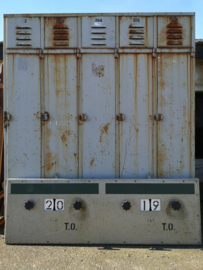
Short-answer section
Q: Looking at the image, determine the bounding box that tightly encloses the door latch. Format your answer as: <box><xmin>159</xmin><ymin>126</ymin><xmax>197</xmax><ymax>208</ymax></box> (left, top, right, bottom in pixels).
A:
<box><xmin>4</xmin><ymin>111</ymin><xmax>11</xmax><ymax>129</ymax></box>
<box><xmin>117</xmin><ymin>113</ymin><xmax>125</xmax><ymax>121</ymax></box>
<box><xmin>41</xmin><ymin>112</ymin><xmax>49</xmax><ymax>121</ymax></box>
<box><xmin>154</xmin><ymin>114</ymin><xmax>163</xmax><ymax>121</ymax></box>
<box><xmin>79</xmin><ymin>114</ymin><xmax>87</xmax><ymax>121</ymax></box>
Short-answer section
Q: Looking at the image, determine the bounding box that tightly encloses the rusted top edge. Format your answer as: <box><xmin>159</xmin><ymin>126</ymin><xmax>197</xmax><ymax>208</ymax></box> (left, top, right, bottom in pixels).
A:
<box><xmin>3</xmin><ymin>12</ymin><xmax>195</xmax><ymax>18</ymax></box>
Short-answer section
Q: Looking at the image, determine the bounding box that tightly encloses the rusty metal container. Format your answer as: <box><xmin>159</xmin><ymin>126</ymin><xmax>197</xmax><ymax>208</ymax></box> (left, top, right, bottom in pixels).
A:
<box><xmin>3</xmin><ymin>13</ymin><xmax>201</xmax><ymax>245</ymax></box>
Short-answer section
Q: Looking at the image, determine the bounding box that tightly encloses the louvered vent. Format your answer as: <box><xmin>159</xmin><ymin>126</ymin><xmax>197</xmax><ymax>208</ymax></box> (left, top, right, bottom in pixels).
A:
<box><xmin>129</xmin><ymin>24</ymin><xmax>145</xmax><ymax>46</ymax></box>
<box><xmin>91</xmin><ymin>20</ymin><xmax>106</xmax><ymax>46</ymax></box>
<box><xmin>167</xmin><ymin>21</ymin><xmax>183</xmax><ymax>45</ymax></box>
<box><xmin>53</xmin><ymin>24</ymin><xmax>69</xmax><ymax>46</ymax></box>
<box><xmin>16</xmin><ymin>25</ymin><xmax>32</xmax><ymax>46</ymax></box>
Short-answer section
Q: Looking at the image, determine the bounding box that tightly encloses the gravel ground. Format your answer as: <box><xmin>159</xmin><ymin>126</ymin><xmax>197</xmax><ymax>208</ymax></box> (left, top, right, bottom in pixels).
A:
<box><xmin>0</xmin><ymin>204</ymin><xmax>203</xmax><ymax>270</ymax></box>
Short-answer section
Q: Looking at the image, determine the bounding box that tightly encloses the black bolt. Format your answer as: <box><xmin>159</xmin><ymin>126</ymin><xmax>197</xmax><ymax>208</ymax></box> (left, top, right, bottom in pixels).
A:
<box><xmin>171</xmin><ymin>201</ymin><xmax>181</xmax><ymax>211</ymax></box>
<box><xmin>122</xmin><ymin>201</ymin><xmax>131</xmax><ymax>211</ymax></box>
<box><xmin>24</xmin><ymin>201</ymin><xmax>34</xmax><ymax>210</ymax></box>
<box><xmin>73</xmin><ymin>200</ymin><xmax>82</xmax><ymax>210</ymax></box>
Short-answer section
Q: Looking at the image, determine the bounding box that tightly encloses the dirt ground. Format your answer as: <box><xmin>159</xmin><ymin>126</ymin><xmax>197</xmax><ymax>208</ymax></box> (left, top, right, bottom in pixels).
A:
<box><xmin>0</xmin><ymin>204</ymin><xmax>203</xmax><ymax>270</ymax></box>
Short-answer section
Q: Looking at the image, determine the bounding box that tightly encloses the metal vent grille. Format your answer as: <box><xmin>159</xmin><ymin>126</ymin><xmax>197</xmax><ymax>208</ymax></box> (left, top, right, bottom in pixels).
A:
<box><xmin>16</xmin><ymin>25</ymin><xmax>32</xmax><ymax>46</ymax></box>
<box><xmin>91</xmin><ymin>24</ymin><xmax>106</xmax><ymax>46</ymax></box>
<box><xmin>53</xmin><ymin>24</ymin><xmax>69</xmax><ymax>46</ymax></box>
<box><xmin>167</xmin><ymin>22</ymin><xmax>183</xmax><ymax>46</ymax></box>
<box><xmin>129</xmin><ymin>24</ymin><xmax>145</xmax><ymax>46</ymax></box>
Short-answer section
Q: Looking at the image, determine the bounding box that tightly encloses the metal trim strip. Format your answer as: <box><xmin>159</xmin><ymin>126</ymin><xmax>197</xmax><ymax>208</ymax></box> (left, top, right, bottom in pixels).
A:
<box><xmin>11</xmin><ymin>183</ymin><xmax>99</xmax><ymax>194</ymax></box>
<box><xmin>4</xmin><ymin>13</ymin><xmax>195</xmax><ymax>18</ymax></box>
<box><xmin>157</xmin><ymin>48</ymin><xmax>191</xmax><ymax>53</ymax></box>
<box><xmin>106</xmin><ymin>183</ymin><xmax>195</xmax><ymax>194</ymax></box>
<box><xmin>118</xmin><ymin>48</ymin><xmax>152</xmax><ymax>53</ymax></box>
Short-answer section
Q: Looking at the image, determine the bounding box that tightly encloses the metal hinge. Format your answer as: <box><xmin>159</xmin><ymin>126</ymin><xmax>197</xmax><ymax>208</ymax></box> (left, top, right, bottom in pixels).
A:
<box><xmin>154</xmin><ymin>114</ymin><xmax>163</xmax><ymax>121</ymax></box>
<box><xmin>77</xmin><ymin>49</ymin><xmax>82</xmax><ymax>59</ymax></box>
<box><xmin>115</xmin><ymin>48</ymin><xmax>119</xmax><ymax>58</ymax></box>
<box><xmin>79</xmin><ymin>114</ymin><xmax>86</xmax><ymax>121</ymax></box>
<box><xmin>4</xmin><ymin>111</ymin><xmax>11</xmax><ymax>129</ymax></box>
<box><xmin>191</xmin><ymin>48</ymin><xmax>195</xmax><ymax>58</ymax></box>
<box><xmin>39</xmin><ymin>49</ymin><xmax>44</xmax><ymax>59</ymax></box>
<box><xmin>117</xmin><ymin>113</ymin><xmax>125</xmax><ymax>121</ymax></box>
<box><xmin>41</xmin><ymin>112</ymin><xmax>49</xmax><ymax>121</ymax></box>
<box><xmin>152</xmin><ymin>48</ymin><xmax>157</xmax><ymax>58</ymax></box>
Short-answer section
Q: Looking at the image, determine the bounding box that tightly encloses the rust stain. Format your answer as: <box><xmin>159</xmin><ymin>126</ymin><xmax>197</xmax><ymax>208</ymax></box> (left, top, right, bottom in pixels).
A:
<box><xmin>90</xmin><ymin>158</ymin><xmax>95</xmax><ymax>166</ymax></box>
<box><xmin>158</xmin><ymin>17</ymin><xmax>183</xmax><ymax>47</ymax></box>
<box><xmin>99</xmin><ymin>123</ymin><xmax>110</xmax><ymax>142</ymax></box>
<box><xmin>92</xmin><ymin>63</ymin><xmax>105</xmax><ymax>77</ymax></box>
<box><xmin>167</xmin><ymin>40</ymin><xmax>182</xmax><ymax>45</ymax></box>
<box><xmin>165</xmin><ymin>199</ymin><xmax>187</xmax><ymax>219</ymax></box>
<box><xmin>46</xmin><ymin>127</ymin><xmax>52</xmax><ymax>138</ymax></box>
<box><xmin>54</xmin><ymin>29</ymin><xmax>69</xmax><ymax>34</ymax></box>
<box><xmin>45</xmin><ymin>17</ymin><xmax>69</xmax><ymax>48</ymax></box>
<box><xmin>35</xmin><ymin>111</ymin><xmax>40</xmax><ymax>119</ymax></box>
<box><xmin>158</xmin><ymin>140</ymin><xmax>167</xmax><ymax>178</ymax></box>
<box><xmin>45</xmin><ymin>152</ymin><xmax>57</xmax><ymax>172</ymax></box>
<box><xmin>61</xmin><ymin>130</ymin><xmax>73</xmax><ymax>143</ymax></box>
<box><xmin>167</xmin><ymin>20</ymin><xmax>182</xmax><ymax>29</ymax></box>
<box><xmin>69</xmin><ymin>199</ymin><xmax>88</xmax><ymax>221</ymax></box>
<box><xmin>54</xmin><ymin>35</ymin><xmax>69</xmax><ymax>40</ymax></box>
<box><xmin>129</xmin><ymin>35</ymin><xmax>143</xmax><ymax>39</ymax></box>
<box><xmin>134</xmin><ymin>125</ymin><xmax>139</xmax><ymax>132</ymax></box>
<box><xmin>167</xmin><ymin>34</ymin><xmax>182</xmax><ymax>39</ymax></box>
<box><xmin>167</xmin><ymin>28</ymin><xmax>182</xmax><ymax>33</ymax></box>
<box><xmin>129</xmin><ymin>29</ymin><xmax>144</xmax><ymax>34</ymax></box>
<box><xmin>46</xmin><ymin>161</ymin><xmax>56</xmax><ymax>172</ymax></box>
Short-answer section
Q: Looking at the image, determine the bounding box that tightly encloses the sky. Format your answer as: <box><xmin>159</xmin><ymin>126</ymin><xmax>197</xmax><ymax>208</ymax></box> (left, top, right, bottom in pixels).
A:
<box><xmin>0</xmin><ymin>0</ymin><xmax>203</xmax><ymax>41</ymax></box>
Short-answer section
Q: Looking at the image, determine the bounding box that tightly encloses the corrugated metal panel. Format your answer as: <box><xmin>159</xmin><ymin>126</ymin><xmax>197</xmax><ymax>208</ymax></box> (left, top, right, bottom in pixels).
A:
<box><xmin>7</xmin><ymin>54</ymin><xmax>41</xmax><ymax>177</ymax></box>
<box><xmin>81</xmin><ymin>54</ymin><xmax>116</xmax><ymax>178</ymax></box>
<box><xmin>3</xmin><ymin>13</ymin><xmax>195</xmax><ymax>181</ymax></box>
<box><xmin>120</xmin><ymin>54</ymin><xmax>153</xmax><ymax>178</ymax></box>
<box><xmin>44</xmin><ymin>55</ymin><xmax>78</xmax><ymax>178</ymax></box>
<box><xmin>157</xmin><ymin>54</ymin><xmax>191</xmax><ymax>178</ymax></box>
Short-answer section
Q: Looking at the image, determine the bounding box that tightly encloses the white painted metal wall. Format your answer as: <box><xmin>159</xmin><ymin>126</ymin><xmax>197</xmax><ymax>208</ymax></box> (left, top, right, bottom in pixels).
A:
<box><xmin>4</xmin><ymin>13</ymin><xmax>195</xmax><ymax>180</ymax></box>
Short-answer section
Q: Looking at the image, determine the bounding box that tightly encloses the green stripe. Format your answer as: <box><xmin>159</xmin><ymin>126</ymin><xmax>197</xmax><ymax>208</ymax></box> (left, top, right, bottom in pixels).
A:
<box><xmin>11</xmin><ymin>183</ymin><xmax>99</xmax><ymax>194</ymax></box>
<box><xmin>106</xmin><ymin>183</ymin><xmax>195</xmax><ymax>194</ymax></box>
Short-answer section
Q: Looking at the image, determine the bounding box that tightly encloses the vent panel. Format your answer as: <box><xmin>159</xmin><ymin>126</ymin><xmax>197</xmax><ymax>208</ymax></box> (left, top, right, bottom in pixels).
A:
<box><xmin>91</xmin><ymin>25</ymin><xmax>106</xmax><ymax>28</ymax></box>
<box><xmin>16</xmin><ymin>25</ymin><xmax>31</xmax><ymax>29</ymax></box>
<box><xmin>91</xmin><ymin>23</ymin><xmax>107</xmax><ymax>46</ymax></box>
<box><xmin>129</xmin><ymin>24</ymin><xmax>145</xmax><ymax>28</ymax></box>
<box><xmin>16</xmin><ymin>36</ymin><xmax>31</xmax><ymax>40</ymax></box>
<box><xmin>54</xmin><ymin>42</ymin><xmax>69</xmax><ymax>46</ymax></box>
<box><xmin>129</xmin><ymin>25</ymin><xmax>145</xmax><ymax>46</ymax></box>
<box><xmin>91</xmin><ymin>30</ymin><xmax>106</xmax><ymax>34</ymax></box>
<box><xmin>129</xmin><ymin>29</ymin><xmax>144</xmax><ymax>34</ymax></box>
<box><xmin>16</xmin><ymin>25</ymin><xmax>32</xmax><ymax>46</ymax></box>
<box><xmin>16</xmin><ymin>42</ymin><xmax>31</xmax><ymax>46</ymax></box>
<box><xmin>16</xmin><ymin>30</ymin><xmax>31</xmax><ymax>35</ymax></box>
<box><xmin>166</xmin><ymin>22</ymin><xmax>183</xmax><ymax>46</ymax></box>
<box><xmin>129</xmin><ymin>41</ymin><xmax>145</xmax><ymax>45</ymax></box>
<box><xmin>54</xmin><ymin>30</ymin><xmax>69</xmax><ymax>34</ymax></box>
<box><xmin>54</xmin><ymin>35</ymin><xmax>69</xmax><ymax>40</ymax></box>
<box><xmin>53</xmin><ymin>23</ymin><xmax>69</xmax><ymax>46</ymax></box>
<box><xmin>91</xmin><ymin>41</ymin><xmax>106</xmax><ymax>45</ymax></box>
